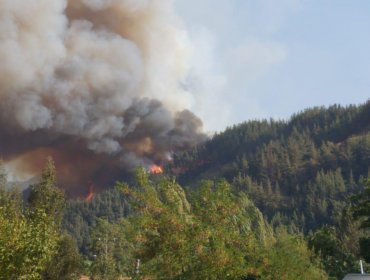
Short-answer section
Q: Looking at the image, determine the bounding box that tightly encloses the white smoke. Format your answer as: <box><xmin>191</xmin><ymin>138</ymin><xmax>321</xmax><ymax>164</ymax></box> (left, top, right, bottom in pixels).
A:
<box><xmin>0</xmin><ymin>0</ymin><xmax>205</xmax><ymax>192</ymax></box>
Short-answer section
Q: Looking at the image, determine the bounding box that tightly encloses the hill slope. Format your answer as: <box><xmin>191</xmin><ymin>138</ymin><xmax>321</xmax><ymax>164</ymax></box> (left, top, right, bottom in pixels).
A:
<box><xmin>169</xmin><ymin>101</ymin><xmax>370</xmax><ymax>231</ymax></box>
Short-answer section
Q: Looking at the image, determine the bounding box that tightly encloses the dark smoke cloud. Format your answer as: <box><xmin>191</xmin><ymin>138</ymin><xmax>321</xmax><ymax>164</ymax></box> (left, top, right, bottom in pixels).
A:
<box><xmin>0</xmin><ymin>0</ymin><xmax>206</xmax><ymax>195</ymax></box>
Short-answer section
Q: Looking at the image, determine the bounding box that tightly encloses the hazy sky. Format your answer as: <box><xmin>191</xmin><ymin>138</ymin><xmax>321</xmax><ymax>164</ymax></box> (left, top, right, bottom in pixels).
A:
<box><xmin>175</xmin><ymin>0</ymin><xmax>370</xmax><ymax>131</ymax></box>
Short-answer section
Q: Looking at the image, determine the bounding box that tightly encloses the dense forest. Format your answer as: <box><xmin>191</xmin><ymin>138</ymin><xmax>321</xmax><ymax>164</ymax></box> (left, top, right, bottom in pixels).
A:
<box><xmin>171</xmin><ymin>101</ymin><xmax>370</xmax><ymax>231</ymax></box>
<box><xmin>0</xmin><ymin>102</ymin><xmax>369</xmax><ymax>279</ymax></box>
<box><xmin>63</xmin><ymin>101</ymin><xmax>370</xmax><ymax>279</ymax></box>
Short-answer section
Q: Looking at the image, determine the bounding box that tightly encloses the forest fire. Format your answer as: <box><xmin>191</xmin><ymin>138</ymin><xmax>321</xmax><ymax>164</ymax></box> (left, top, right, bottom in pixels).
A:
<box><xmin>0</xmin><ymin>0</ymin><xmax>207</xmax><ymax>197</ymax></box>
<box><xmin>150</xmin><ymin>164</ymin><xmax>163</xmax><ymax>174</ymax></box>
<box><xmin>85</xmin><ymin>185</ymin><xmax>95</xmax><ymax>202</ymax></box>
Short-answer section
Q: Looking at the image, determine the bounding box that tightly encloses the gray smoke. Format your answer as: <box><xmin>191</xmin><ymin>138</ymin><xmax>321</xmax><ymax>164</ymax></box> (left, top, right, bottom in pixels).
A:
<box><xmin>0</xmin><ymin>0</ymin><xmax>206</xmax><ymax>195</ymax></box>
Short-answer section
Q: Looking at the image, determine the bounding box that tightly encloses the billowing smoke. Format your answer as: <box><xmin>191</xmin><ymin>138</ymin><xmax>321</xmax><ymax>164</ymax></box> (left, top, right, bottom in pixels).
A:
<box><xmin>0</xmin><ymin>0</ymin><xmax>206</xmax><ymax>195</ymax></box>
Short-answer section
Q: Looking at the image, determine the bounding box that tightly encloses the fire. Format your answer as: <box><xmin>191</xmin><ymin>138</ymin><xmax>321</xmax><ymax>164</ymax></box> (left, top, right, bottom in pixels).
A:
<box><xmin>85</xmin><ymin>191</ymin><xmax>94</xmax><ymax>202</ymax></box>
<box><xmin>85</xmin><ymin>184</ymin><xmax>95</xmax><ymax>202</ymax></box>
<box><xmin>150</xmin><ymin>164</ymin><xmax>163</xmax><ymax>174</ymax></box>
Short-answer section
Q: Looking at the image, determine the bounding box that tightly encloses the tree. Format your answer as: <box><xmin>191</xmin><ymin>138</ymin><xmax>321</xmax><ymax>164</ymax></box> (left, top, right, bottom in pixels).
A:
<box><xmin>118</xmin><ymin>169</ymin><xmax>327</xmax><ymax>280</ymax></box>
<box><xmin>261</xmin><ymin>228</ymin><xmax>327</xmax><ymax>280</ymax></box>
<box><xmin>0</xmin><ymin>189</ymin><xmax>59</xmax><ymax>279</ymax></box>
<box><xmin>308</xmin><ymin>226</ymin><xmax>356</xmax><ymax>279</ymax></box>
<box><xmin>353</xmin><ymin>179</ymin><xmax>370</xmax><ymax>230</ymax></box>
<box><xmin>119</xmin><ymin>169</ymin><xmax>194</xmax><ymax>279</ymax></box>
<box><xmin>185</xmin><ymin>179</ymin><xmax>270</xmax><ymax>280</ymax></box>
<box><xmin>90</xmin><ymin>219</ymin><xmax>133</xmax><ymax>280</ymax></box>
<box><xmin>0</xmin><ymin>158</ymin><xmax>70</xmax><ymax>279</ymax></box>
<box><xmin>352</xmin><ymin>179</ymin><xmax>370</xmax><ymax>262</ymax></box>
<box><xmin>42</xmin><ymin>234</ymin><xmax>83</xmax><ymax>280</ymax></box>
<box><xmin>28</xmin><ymin>157</ymin><xmax>66</xmax><ymax>224</ymax></box>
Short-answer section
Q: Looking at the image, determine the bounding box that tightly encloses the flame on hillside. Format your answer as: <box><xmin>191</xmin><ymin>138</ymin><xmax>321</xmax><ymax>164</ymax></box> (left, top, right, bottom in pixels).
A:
<box><xmin>85</xmin><ymin>184</ymin><xmax>95</xmax><ymax>202</ymax></box>
<box><xmin>150</xmin><ymin>164</ymin><xmax>163</xmax><ymax>174</ymax></box>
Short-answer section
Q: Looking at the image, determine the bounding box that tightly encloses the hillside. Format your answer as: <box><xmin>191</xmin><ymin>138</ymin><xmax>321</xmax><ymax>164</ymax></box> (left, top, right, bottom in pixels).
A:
<box><xmin>63</xmin><ymin>101</ymin><xmax>370</xmax><ymax>244</ymax></box>
<box><xmin>59</xmin><ymin>101</ymin><xmax>370</xmax><ymax>279</ymax></box>
<box><xmin>169</xmin><ymin>101</ymin><xmax>370</xmax><ymax>231</ymax></box>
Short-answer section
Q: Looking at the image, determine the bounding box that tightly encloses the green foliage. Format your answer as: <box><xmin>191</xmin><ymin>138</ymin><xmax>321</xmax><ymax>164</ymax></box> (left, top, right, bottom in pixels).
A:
<box><xmin>118</xmin><ymin>169</ymin><xmax>326</xmax><ymax>280</ymax></box>
<box><xmin>28</xmin><ymin>157</ymin><xmax>66</xmax><ymax>225</ymax></box>
<box><xmin>57</xmin><ymin>102</ymin><xmax>370</xmax><ymax>278</ymax></box>
<box><xmin>0</xmin><ymin>209</ymin><xmax>57</xmax><ymax>279</ymax></box>
<box><xmin>0</xmin><ymin>192</ymin><xmax>59</xmax><ymax>279</ymax></box>
<box><xmin>184</xmin><ymin>180</ymin><xmax>270</xmax><ymax>280</ymax></box>
<box><xmin>0</xmin><ymin>158</ymin><xmax>82</xmax><ymax>280</ymax></box>
<box><xmin>359</xmin><ymin>238</ymin><xmax>370</xmax><ymax>264</ymax></box>
<box><xmin>118</xmin><ymin>169</ymin><xmax>263</xmax><ymax>279</ymax></box>
<box><xmin>42</xmin><ymin>234</ymin><xmax>83</xmax><ymax>280</ymax></box>
<box><xmin>90</xmin><ymin>218</ymin><xmax>133</xmax><ymax>279</ymax></box>
<box><xmin>352</xmin><ymin>179</ymin><xmax>370</xmax><ymax>230</ymax></box>
<box><xmin>171</xmin><ymin>102</ymin><xmax>370</xmax><ymax>233</ymax></box>
<box><xmin>63</xmin><ymin>187</ymin><xmax>129</xmax><ymax>255</ymax></box>
<box><xmin>260</xmin><ymin>228</ymin><xmax>327</xmax><ymax>280</ymax></box>
<box><xmin>308</xmin><ymin>226</ymin><xmax>357</xmax><ymax>279</ymax></box>
<box><xmin>352</xmin><ymin>179</ymin><xmax>370</xmax><ymax>262</ymax></box>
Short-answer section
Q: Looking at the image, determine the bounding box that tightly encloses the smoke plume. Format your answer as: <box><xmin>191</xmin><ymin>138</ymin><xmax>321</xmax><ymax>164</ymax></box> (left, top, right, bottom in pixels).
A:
<box><xmin>0</xmin><ymin>0</ymin><xmax>206</xmax><ymax>195</ymax></box>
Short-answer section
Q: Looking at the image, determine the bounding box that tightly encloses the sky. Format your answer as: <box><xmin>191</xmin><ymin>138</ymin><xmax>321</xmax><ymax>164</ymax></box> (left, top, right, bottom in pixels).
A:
<box><xmin>175</xmin><ymin>0</ymin><xmax>370</xmax><ymax>132</ymax></box>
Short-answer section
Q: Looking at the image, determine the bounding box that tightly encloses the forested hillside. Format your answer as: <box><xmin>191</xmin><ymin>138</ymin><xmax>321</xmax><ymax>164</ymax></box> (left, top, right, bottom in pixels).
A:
<box><xmin>63</xmin><ymin>189</ymin><xmax>130</xmax><ymax>256</ymax></box>
<box><xmin>58</xmin><ymin>101</ymin><xmax>370</xmax><ymax>279</ymax></box>
<box><xmin>170</xmin><ymin>101</ymin><xmax>370</xmax><ymax>232</ymax></box>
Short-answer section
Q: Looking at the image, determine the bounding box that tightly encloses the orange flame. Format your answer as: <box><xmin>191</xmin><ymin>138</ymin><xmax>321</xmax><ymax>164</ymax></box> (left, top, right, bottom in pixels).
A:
<box><xmin>150</xmin><ymin>164</ymin><xmax>163</xmax><ymax>174</ymax></box>
<box><xmin>85</xmin><ymin>184</ymin><xmax>95</xmax><ymax>202</ymax></box>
